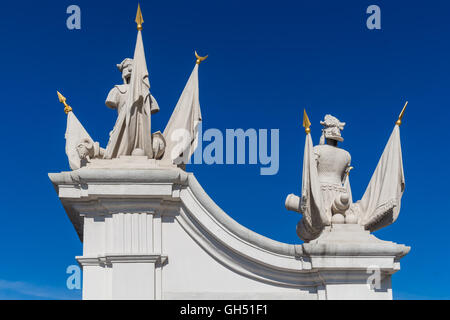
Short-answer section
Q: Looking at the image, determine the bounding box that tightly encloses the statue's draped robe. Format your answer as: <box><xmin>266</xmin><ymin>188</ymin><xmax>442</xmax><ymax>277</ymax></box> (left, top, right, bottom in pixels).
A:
<box><xmin>357</xmin><ymin>125</ymin><xmax>405</xmax><ymax>231</ymax></box>
<box><xmin>162</xmin><ymin>64</ymin><xmax>202</xmax><ymax>165</ymax></box>
<box><xmin>104</xmin><ymin>30</ymin><xmax>158</xmax><ymax>159</ymax></box>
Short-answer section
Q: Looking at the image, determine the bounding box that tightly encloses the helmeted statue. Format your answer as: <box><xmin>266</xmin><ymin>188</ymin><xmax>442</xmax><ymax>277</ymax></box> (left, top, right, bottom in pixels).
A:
<box><xmin>286</xmin><ymin>110</ymin><xmax>406</xmax><ymax>242</ymax></box>
<box><xmin>59</xmin><ymin>6</ymin><xmax>205</xmax><ymax>170</ymax></box>
<box><xmin>103</xmin><ymin>25</ymin><xmax>160</xmax><ymax>159</ymax></box>
<box><xmin>105</xmin><ymin>58</ymin><xmax>160</xmax><ymax>122</ymax></box>
<box><xmin>314</xmin><ymin>115</ymin><xmax>353</xmax><ymax>222</ymax></box>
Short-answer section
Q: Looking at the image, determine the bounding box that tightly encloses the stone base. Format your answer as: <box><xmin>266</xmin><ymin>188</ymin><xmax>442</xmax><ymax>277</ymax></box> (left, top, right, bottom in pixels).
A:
<box><xmin>303</xmin><ymin>224</ymin><xmax>409</xmax><ymax>299</ymax></box>
<box><xmin>49</xmin><ymin>167</ymin><xmax>409</xmax><ymax>300</ymax></box>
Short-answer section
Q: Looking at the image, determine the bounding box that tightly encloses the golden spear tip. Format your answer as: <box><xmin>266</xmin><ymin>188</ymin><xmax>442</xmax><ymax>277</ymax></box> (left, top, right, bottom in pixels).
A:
<box><xmin>303</xmin><ymin>109</ymin><xmax>311</xmax><ymax>134</ymax></box>
<box><xmin>57</xmin><ymin>90</ymin><xmax>72</xmax><ymax>114</ymax></box>
<box><xmin>56</xmin><ymin>91</ymin><xmax>65</xmax><ymax>103</ymax></box>
<box><xmin>195</xmin><ymin>51</ymin><xmax>208</xmax><ymax>65</ymax></box>
<box><xmin>135</xmin><ymin>4</ymin><xmax>144</xmax><ymax>30</ymax></box>
<box><xmin>396</xmin><ymin>101</ymin><xmax>408</xmax><ymax>126</ymax></box>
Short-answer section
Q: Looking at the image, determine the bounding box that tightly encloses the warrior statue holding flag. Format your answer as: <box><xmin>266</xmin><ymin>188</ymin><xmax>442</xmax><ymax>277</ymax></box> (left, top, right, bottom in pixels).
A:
<box><xmin>60</xmin><ymin>4</ymin><xmax>205</xmax><ymax>169</ymax></box>
<box><xmin>104</xmin><ymin>4</ymin><xmax>159</xmax><ymax>159</ymax></box>
<box><xmin>286</xmin><ymin>104</ymin><xmax>407</xmax><ymax>241</ymax></box>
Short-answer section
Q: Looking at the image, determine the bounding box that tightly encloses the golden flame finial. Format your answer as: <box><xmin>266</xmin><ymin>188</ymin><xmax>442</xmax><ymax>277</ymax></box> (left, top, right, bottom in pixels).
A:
<box><xmin>195</xmin><ymin>51</ymin><xmax>208</xmax><ymax>65</ymax></box>
<box><xmin>396</xmin><ymin>101</ymin><xmax>408</xmax><ymax>126</ymax></box>
<box><xmin>303</xmin><ymin>109</ymin><xmax>311</xmax><ymax>134</ymax></box>
<box><xmin>135</xmin><ymin>4</ymin><xmax>144</xmax><ymax>31</ymax></box>
<box><xmin>57</xmin><ymin>91</ymin><xmax>72</xmax><ymax>114</ymax></box>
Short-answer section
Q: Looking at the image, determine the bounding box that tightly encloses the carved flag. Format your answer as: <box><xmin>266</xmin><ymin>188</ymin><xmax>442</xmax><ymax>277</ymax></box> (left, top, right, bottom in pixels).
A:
<box><xmin>297</xmin><ymin>133</ymin><xmax>327</xmax><ymax>241</ymax></box>
<box><xmin>162</xmin><ymin>64</ymin><xmax>202</xmax><ymax>165</ymax></box>
<box><xmin>358</xmin><ymin>125</ymin><xmax>405</xmax><ymax>231</ymax></box>
<box><xmin>65</xmin><ymin>112</ymin><xmax>94</xmax><ymax>170</ymax></box>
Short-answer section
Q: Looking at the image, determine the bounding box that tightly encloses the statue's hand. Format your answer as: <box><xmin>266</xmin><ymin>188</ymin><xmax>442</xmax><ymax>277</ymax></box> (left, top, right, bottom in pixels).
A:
<box><xmin>285</xmin><ymin>194</ymin><xmax>302</xmax><ymax>213</ymax></box>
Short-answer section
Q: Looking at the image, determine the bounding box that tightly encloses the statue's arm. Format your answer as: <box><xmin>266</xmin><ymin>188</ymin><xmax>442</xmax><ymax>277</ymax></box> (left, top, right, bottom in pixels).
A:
<box><xmin>105</xmin><ymin>87</ymin><xmax>119</xmax><ymax>110</ymax></box>
<box><xmin>150</xmin><ymin>94</ymin><xmax>160</xmax><ymax>114</ymax></box>
<box><xmin>313</xmin><ymin>148</ymin><xmax>320</xmax><ymax>164</ymax></box>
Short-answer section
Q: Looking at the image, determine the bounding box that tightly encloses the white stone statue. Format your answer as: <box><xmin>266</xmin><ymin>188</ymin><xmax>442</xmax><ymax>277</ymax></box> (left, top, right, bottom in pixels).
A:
<box><xmin>59</xmin><ymin>7</ymin><xmax>206</xmax><ymax>170</ymax></box>
<box><xmin>103</xmin><ymin>26</ymin><xmax>160</xmax><ymax>159</ymax></box>
<box><xmin>105</xmin><ymin>58</ymin><xmax>160</xmax><ymax>130</ymax></box>
<box><xmin>286</xmin><ymin>108</ymin><xmax>406</xmax><ymax>241</ymax></box>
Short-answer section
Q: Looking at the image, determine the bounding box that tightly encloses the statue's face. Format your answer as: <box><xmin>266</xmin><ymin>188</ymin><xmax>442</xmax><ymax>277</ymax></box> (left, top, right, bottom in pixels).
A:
<box><xmin>122</xmin><ymin>64</ymin><xmax>133</xmax><ymax>84</ymax></box>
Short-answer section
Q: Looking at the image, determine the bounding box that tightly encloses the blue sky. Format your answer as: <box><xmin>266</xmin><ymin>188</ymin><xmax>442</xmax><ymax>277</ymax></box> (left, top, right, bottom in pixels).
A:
<box><xmin>0</xmin><ymin>0</ymin><xmax>449</xmax><ymax>299</ymax></box>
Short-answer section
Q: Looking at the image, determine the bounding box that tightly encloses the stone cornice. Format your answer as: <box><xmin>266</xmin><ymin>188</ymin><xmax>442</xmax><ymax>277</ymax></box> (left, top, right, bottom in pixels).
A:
<box><xmin>49</xmin><ymin>167</ymin><xmax>189</xmax><ymax>186</ymax></box>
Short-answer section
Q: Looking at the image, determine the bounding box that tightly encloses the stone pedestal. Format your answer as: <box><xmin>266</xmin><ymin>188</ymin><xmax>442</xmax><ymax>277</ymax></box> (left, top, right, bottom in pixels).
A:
<box><xmin>302</xmin><ymin>224</ymin><xmax>408</xmax><ymax>299</ymax></box>
<box><xmin>49</xmin><ymin>162</ymin><xmax>409</xmax><ymax>300</ymax></box>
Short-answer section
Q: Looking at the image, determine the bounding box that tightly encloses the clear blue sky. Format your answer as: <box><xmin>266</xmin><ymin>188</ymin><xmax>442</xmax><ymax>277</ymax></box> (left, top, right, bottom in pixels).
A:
<box><xmin>0</xmin><ymin>0</ymin><xmax>448</xmax><ymax>299</ymax></box>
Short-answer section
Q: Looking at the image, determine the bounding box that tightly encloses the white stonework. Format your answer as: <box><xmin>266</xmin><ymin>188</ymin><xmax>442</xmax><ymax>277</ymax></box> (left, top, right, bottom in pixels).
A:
<box><xmin>49</xmin><ymin>161</ymin><xmax>409</xmax><ymax>300</ymax></box>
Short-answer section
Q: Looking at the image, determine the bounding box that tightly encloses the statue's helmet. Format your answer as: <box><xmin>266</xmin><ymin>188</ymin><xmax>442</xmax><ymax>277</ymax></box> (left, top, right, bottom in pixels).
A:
<box><xmin>320</xmin><ymin>114</ymin><xmax>345</xmax><ymax>142</ymax></box>
<box><xmin>116</xmin><ymin>58</ymin><xmax>133</xmax><ymax>83</ymax></box>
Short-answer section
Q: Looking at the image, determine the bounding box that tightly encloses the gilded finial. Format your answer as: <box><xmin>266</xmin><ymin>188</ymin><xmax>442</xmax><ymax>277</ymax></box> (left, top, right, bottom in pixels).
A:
<box><xmin>303</xmin><ymin>109</ymin><xmax>311</xmax><ymax>134</ymax></box>
<box><xmin>57</xmin><ymin>91</ymin><xmax>72</xmax><ymax>114</ymax></box>
<box><xmin>135</xmin><ymin>4</ymin><xmax>144</xmax><ymax>31</ymax></box>
<box><xmin>195</xmin><ymin>51</ymin><xmax>208</xmax><ymax>65</ymax></box>
<box><xmin>396</xmin><ymin>101</ymin><xmax>408</xmax><ymax>126</ymax></box>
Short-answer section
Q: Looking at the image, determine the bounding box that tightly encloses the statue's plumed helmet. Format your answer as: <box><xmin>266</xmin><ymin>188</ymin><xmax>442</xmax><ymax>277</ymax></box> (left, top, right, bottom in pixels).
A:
<box><xmin>320</xmin><ymin>114</ymin><xmax>346</xmax><ymax>143</ymax></box>
<box><xmin>116</xmin><ymin>58</ymin><xmax>133</xmax><ymax>72</ymax></box>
